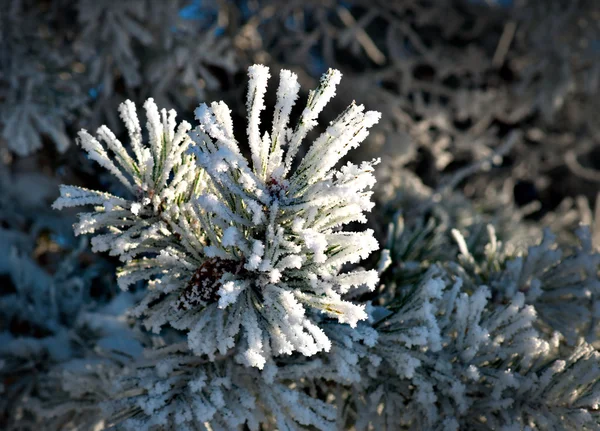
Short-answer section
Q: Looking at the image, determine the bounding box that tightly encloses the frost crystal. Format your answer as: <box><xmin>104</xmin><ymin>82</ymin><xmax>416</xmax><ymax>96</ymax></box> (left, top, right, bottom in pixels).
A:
<box><xmin>54</xmin><ymin>65</ymin><xmax>381</xmax><ymax>368</ymax></box>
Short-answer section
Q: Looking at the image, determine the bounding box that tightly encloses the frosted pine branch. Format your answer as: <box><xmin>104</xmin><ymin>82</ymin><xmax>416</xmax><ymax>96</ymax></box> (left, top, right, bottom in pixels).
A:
<box><xmin>53</xmin><ymin>65</ymin><xmax>381</xmax><ymax>369</ymax></box>
<box><xmin>108</xmin><ymin>346</ymin><xmax>336</xmax><ymax>431</ymax></box>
